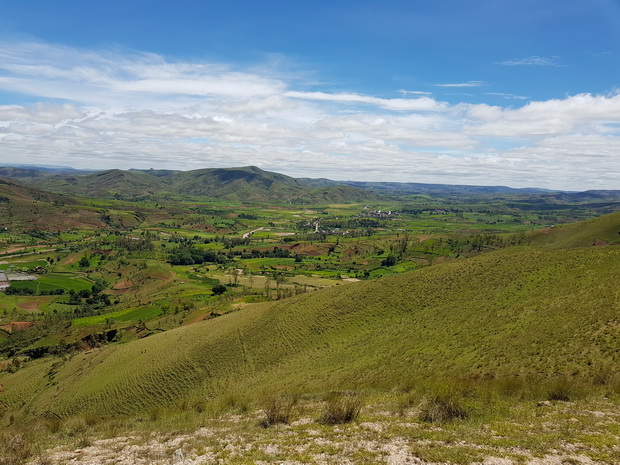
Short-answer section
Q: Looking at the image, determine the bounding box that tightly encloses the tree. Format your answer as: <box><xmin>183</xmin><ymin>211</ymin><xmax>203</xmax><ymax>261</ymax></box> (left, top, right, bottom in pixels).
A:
<box><xmin>212</xmin><ymin>284</ymin><xmax>227</xmax><ymax>295</ymax></box>
<box><xmin>78</xmin><ymin>256</ymin><xmax>90</xmax><ymax>268</ymax></box>
<box><xmin>381</xmin><ymin>255</ymin><xmax>397</xmax><ymax>267</ymax></box>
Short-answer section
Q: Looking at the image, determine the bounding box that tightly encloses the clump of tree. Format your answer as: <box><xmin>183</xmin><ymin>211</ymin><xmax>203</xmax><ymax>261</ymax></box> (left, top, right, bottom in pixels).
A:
<box><xmin>5</xmin><ymin>286</ymin><xmax>67</xmax><ymax>296</ymax></box>
<box><xmin>241</xmin><ymin>247</ymin><xmax>292</xmax><ymax>259</ymax></box>
<box><xmin>211</xmin><ymin>284</ymin><xmax>227</xmax><ymax>295</ymax></box>
<box><xmin>381</xmin><ymin>255</ymin><xmax>397</xmax><ymax>267</ymax></box>
<box><xmin>115</xmin><ymin>237</ymin><xmax>154</xmax><ymax>251</ymax></box>
<box><xmin>66</xmin><ymin>283</ymin><xmax>111</xmax><ymax>308</ymax></box>
<box><xmin>169</xmin><ymin>246</ymin><xmax>228</xmax><ymax>265</ymax></box>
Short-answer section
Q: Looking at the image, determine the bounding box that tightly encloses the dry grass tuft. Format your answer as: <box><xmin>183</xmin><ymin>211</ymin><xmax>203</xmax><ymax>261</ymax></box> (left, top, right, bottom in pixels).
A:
<box><xmin>259</xmin><ymin>396</ymin><xmax>293</xmax><ymax>427</ymax></box>
<box><xmin>0</xmin><ymin>433</ymin><xmax>33</xmax><ymax>465</ymax></box>
<box><xmin>418</xmin><ymin>394</ymin><xmax>468</xmax><ymax>423</ymax></box>
<box><xmin>319</xmin><ymin>391</ymin><xmax>363</xmax><ymax>425</ymax></box>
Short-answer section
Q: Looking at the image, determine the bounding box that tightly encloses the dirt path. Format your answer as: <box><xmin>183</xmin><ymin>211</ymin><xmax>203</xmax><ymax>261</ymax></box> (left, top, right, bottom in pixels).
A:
<box><xmin>242</xmin><ymin>227</ymin><xmax>268</xmax><ymax>239</ymax></box>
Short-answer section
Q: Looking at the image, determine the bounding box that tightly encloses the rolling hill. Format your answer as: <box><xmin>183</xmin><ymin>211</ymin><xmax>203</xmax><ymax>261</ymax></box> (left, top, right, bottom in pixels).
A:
<box><xmin>4</xmin><ymin>165</ymin><xmax>620</xmax><ymax>207</ymax></box>
<box><xmin>13</xmin><ymin>166</ymin><xmax>380</xmax><ymax>203</ymax></box>
<box><xmin>1</xmin><ymin>215</ymin><xmax>618</xmax><ymax>420</ymax></box>
<box><xmin>526</xmin><ymin>210</ymin><xmax>620</xmax><ymax>248</ymax></box>
<box><xmin>33</xmin><ymin>169</ymin><xmax>171</xmax><ymax>198</ymax></box>
<box><xmin>0</xmin><ymin>177</ymin><xmax>104</xmax><ymax>231</ymax></box>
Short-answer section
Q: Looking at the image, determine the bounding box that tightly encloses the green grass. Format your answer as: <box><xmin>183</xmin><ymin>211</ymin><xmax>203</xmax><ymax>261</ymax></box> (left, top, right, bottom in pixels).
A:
<box><xmin>526</xmin><ymin>211</ymin><xmax>620</xmax><ymax>248</ymax></box>
<box><xmin>9</xmin><ymin>273</ymin><xmax>92</xmax><ymax>293</ymax></box>
<box><xmin>1</xmin><ymin>243</ymin><xmax>618</xmax><ymax>422</ymax></box>
<box><xmin>72</xmin><ymin>306</ymin><xmax>162</xmax><ymax>327</ymax></box>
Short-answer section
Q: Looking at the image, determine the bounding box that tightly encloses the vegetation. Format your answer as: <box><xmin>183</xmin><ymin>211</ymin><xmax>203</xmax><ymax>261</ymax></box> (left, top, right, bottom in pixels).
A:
<box><xmin>0</xmin><ymin>166</ymin><xmax>618</xmax><ymax>463</ymax></box>
<box><xmin>319</xmin><ymin>391</ymin><xmax>363</xmax><ymax>424</ymax></box>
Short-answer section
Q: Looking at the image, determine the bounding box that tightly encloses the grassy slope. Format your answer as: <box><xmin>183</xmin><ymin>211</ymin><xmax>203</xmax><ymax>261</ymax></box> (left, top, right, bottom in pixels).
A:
<box><xmin>22</xmin><ymin>166</ymin><xmax>379</xmax><ymax>203</ymax></box>
<box><xmin>2</xmin><ymin>241</ymin><xmax>618</xmax><ymax>420</ymax></box>
<box><xmin>527</xmin><ymin>210</ymin><xmax>620</xmax><ymax>248</ymax></box>
<box><xmin>34</xmin><ymin>169</ymin><xmax>171</xmax><ymax>197</ymax></box>
<box><xmin>169</xmin><ymin>166</ymin><xmax>378</xmax><ymax>202</ymax></box>
<box><xmin>0</xmin><ymin>177</ymin><xmax>104</xmax><ymax>230</ymax></box>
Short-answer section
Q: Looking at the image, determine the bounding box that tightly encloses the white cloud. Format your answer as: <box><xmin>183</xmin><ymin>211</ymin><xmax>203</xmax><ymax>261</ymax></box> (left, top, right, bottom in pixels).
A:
<box><xmin>498</xmin><ymin>56</ymin><xmax>561</xmax><ymax>66</ymax></box>
<box><xmin>0</xmin><ymin>42</ymin><xmax>285</xmax><ymax>108</ymax></box>
<box><xmin>465</xmin><ymin>93</ymin><xmax>620</xmax><ymax>137</ymax></box>
<box><xmin>485</xmin><ymin>92</ymin><xmax>529</xmax><ymax>100</ymax></box>
<box><xmin>283</xmin><ymin>91</ymin><xmax>445</xmax><ymax>111</ymax></box>
<box><xmin>0</xmin><ymin>42</ymin><xmax>618</xmax><ymax>190</ymax></box>
<box><xmin>399</xmin><ymin>89</ymin><xmax>432</xmax><ymax>96</ymax></box>
<box><xmin>435</xmin><ymin>81</ymin><xmax>485</xmax><ymax>88</ymax></box>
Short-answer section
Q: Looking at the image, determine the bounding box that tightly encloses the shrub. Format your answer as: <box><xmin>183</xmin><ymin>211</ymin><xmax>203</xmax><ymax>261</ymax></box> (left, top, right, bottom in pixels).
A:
<box><xmin>212</xmin><ymin>284</ymin><xmax>227</xmax><ymax>295</ymax></box>
<box><xmin>319</xmin><ymin>391</ymin><xmax>363</xmax><ymax>425</ymax></box>
<box><xmin>418</xmin><ymin>394</ymin><xmax>468</xmax><ymax>423</ymax></box>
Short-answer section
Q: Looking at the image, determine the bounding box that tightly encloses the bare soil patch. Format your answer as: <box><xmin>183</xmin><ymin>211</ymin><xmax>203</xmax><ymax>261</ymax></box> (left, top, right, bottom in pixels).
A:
<box><xmin>17</xmin><ymin>301</ymin><xmax>40</xmax><ymax>311</ymax></box>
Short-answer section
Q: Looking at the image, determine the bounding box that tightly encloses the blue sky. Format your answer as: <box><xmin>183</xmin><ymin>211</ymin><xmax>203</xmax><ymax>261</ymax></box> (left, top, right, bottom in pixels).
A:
<box><xmin>0</xmin><ymin>0</ymin><xmax>619</xmax><ymax>190</ymax></box>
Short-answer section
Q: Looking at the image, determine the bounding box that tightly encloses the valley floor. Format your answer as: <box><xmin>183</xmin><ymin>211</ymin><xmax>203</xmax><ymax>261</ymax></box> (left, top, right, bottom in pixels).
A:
<box><xmin>17</xmin><ymin>395</ymin><xmax>620</xmax><ymax>465</ymax></box>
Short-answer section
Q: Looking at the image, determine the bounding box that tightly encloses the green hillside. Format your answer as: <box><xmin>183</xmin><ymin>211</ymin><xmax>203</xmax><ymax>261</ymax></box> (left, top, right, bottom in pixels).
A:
<box><xmin>35</xmin><ymin>169</ymin><xmax>170</xmax><ymax>198</ymax></box>
<box><xmin>526</xmin><ymin>210</ymin><xmax>620</xmax><ymax>248</ymax></box>
<box><xmin>2</xmin><ymin>242</ymin><xmax>618</xmax><ymax>421</ymax></box>
<box><xmin>15</xmin><ymin>166</ymin><xmax>379</xmax><ymax>203</ymax></box>
<box><xmin>168</xmin><ymin>166</ymin><xmax>379</xmax><ymax>202</ymax></box>
<box><xmin>168</xmin><ymin>166</ymin><xmax>302</xmax><ymax>201</ymax></box>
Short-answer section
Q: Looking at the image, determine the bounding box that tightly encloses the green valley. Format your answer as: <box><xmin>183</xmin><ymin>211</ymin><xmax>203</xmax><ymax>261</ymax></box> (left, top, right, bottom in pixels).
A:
<box><xmin>0</xmin><ymin>166</ymin><xmax>618</xmax><ymax>464</ymax></box>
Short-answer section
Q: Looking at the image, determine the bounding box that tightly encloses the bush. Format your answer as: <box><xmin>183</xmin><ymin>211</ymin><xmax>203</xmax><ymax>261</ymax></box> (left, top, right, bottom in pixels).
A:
<box><xmin>418</xmin><ymin>394</ymin><xmax>468</xmax><ymax>423</ymax></box>
<box><xmin>211</xmin><ymin>284</ymin><xmax>227</xmax><ymax>295</ymax></box>
<box><xmin>319</xmin><ymin>391</ymin><xmax>363</xmax><ymax>425</ymax></box>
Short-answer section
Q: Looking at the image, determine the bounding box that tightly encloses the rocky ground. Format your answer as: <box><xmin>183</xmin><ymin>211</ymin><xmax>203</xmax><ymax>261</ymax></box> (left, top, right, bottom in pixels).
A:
<box><xmin>22</xmin><ymin>397</ymin><xmax>620</xmax><ymax>465</ymax></box>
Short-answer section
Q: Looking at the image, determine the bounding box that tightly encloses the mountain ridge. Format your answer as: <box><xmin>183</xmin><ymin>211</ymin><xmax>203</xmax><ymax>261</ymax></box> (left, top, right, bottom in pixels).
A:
<box><xmin>6</xmin><ymin>165</ymin><xmax>619</xmax><ymax>203</ymax></box>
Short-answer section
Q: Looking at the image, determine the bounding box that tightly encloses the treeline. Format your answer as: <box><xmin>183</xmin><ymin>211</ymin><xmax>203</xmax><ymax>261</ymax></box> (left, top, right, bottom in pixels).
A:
<box><xmin>166</xmin><ymin>234</ymin><xmax>251</xmax><ymax>249</ymax></box>
<box><xmin>114</xmin><ymin>237</ymin><xmax>154</xmax><ymax>251</ymax></box>
<box><xmin>236</xmin><ymin>246</ymin><xmax>294</xmax><ymax>259</ymax></box>
<box><xmin>169</xmin><ymin>246</ymin><xmax>228</xmax><ymax>265</ymax></box>
<box><xmin>4</xmin><ymin>286</ymin><xmax>65</xmax><ymax>296</ymax></box>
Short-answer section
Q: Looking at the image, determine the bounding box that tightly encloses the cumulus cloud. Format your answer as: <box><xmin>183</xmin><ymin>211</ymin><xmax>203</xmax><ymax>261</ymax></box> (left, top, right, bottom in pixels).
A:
<box><xmin>0</xmin><ymin>42</ymin><xmax>618</xmax><ymax>190</ymax></box>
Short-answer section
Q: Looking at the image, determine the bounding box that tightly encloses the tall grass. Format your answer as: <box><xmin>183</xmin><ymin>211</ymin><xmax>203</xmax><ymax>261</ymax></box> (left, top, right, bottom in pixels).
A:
<box><xmin>259</xmin><ymin>396</ymin><xmax>293</xmax><ymax>427</ymax></box>
<box><xmin>319</xmin><ymin>391</ymin><xmax>363</xmax><ymax>424</ymax></box>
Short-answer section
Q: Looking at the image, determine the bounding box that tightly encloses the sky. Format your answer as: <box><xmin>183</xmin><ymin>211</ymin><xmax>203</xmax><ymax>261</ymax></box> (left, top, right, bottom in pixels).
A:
<box><xmin>0</xmin><ymin>0</ymin><xmax>619</xmax><ymax>190</ymax></box>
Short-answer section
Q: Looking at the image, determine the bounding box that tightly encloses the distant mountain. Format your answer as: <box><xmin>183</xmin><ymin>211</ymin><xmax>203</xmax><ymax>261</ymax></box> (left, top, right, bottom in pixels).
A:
<box><xmin>167</xmin><ymin>166</ymin><xmax>302</xmax><ymax>200</ymax></box>
<box><xmin>1</xmin><ymin>164</ymin><xmax>618</xmax><ymax>205</ymax></box>
<box><xmin>34</xmin><ymin>169</ymin><xmax>172</xmax><ymax>198</ymax></box>
<box><xmin>0</xmin><ymin>164</ymin><xmax>89</xmax><ymax>175</ymax></box>
<box><xmin>12</xmin><ymin>166</ymin><xmax>380</xmax><ymax>203</ymax></box>
<box><xmin>340</xmin><ymin>180</ymin><xmax>555</xmax><ymax>196</ymax></box>
<box><xmin>166</xmin><ymin>166</ymin><xmax>382</xmax><ymax>202</ymax></box>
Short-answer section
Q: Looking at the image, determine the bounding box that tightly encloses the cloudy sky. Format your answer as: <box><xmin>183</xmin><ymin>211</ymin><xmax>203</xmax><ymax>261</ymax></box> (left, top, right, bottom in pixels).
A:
<box><xmin>0</xmin><ymin>0</ymin><xmax>619</xmax><ymax>190</ymax></box>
